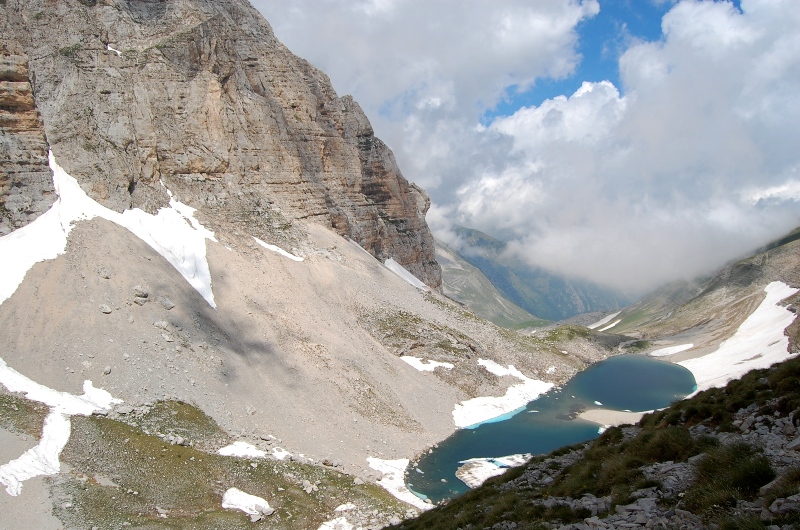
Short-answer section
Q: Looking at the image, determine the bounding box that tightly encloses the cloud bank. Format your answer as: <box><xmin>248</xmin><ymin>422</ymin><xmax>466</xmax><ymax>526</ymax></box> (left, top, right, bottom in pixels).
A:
<box><xmin>254</xmin><ymin>0</ymin><xmax>800</xmax><ymax>293</ymax></box>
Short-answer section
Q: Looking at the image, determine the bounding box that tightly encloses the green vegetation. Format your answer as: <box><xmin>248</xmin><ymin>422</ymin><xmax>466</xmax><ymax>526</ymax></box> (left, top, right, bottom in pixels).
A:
<box><xmin>390</xmin><ymin>354</ymin><xmax>800</xmax><ymax>530</ymax></box>
<box><xmin>56</xmin><ymin>411</ymin><xmax>403</xmax><ymax>529</ymax></box>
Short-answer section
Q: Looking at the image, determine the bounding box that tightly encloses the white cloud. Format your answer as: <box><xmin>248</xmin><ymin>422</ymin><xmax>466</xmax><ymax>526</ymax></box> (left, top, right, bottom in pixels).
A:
<box><xmin>254</xmin><ymin>0</ymin><xmax>800</xmax><ymax>294</ymax></box>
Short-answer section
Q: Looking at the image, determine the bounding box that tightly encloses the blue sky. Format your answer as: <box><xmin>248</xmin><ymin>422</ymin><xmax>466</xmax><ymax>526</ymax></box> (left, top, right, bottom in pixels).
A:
<box><xmin>486</xmin><ymin>0</ymin><xmax>675</xmax><ymax>120</ymax></box>
<box><xmin>256</xmin><ymin>0</ymin><xmax>797</xmax><ymax>293</ymax></box>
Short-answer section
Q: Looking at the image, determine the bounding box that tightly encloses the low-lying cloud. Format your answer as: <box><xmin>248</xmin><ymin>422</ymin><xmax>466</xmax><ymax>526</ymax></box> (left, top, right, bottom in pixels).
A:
<box><xmin>255</xmin><ymin>0</ymin><xmax>800</xmax><ymax>294</ymax></box>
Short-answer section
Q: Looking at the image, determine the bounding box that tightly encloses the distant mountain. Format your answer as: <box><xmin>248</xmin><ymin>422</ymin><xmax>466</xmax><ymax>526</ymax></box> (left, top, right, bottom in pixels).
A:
<box><xmin>435</xmin><ymin>240</ymin><xmax>549</xmax><ymax>329</ymax></box>
<box><xmin>448</xmin><ymin>227</ymin><xmax>633</xmax><ymax>321</ymax></box>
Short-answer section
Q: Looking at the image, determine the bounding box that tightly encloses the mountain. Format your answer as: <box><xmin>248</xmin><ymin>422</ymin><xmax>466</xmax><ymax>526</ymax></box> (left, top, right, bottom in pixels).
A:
<box><xmin>390</xmin><ymin>233</ymin><xmax>800</xmax><ymax>530</ymax></box>
<box><xmin>449</xmin><ymin>227</ymin><xmax>633</xmax><ymax>321</ymax></box>
<box><xmin>1</xmin><ymin>0</ymin><xmax>440</xmax><ymax>288</ymax></box>
<box><xmin>435</xmin><ymin>239</ymin><xmax>548</xmax><ymax>329</ymax></box>
<box><xmin>0</xmin><ymin>1</ymin><xmax>627</xmax><ymax>527</ymax></box>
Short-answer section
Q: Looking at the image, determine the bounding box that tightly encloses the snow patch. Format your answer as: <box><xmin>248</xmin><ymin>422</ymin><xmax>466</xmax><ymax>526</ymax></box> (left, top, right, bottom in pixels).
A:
<box><xmin>400</xmin><ymin>356</ymin><xmax>454</xmax><ymax>372</ymax></box>
<box><xmin>384</xmin><ymin>258</ymin><xmax>428</xmax><ymax>290</ymax></box>
<box><xmin>271</xmin><ymin>447</ymin><xmax>291</xmax><ymax>461</ymax></box>
<box><xmin>218</xmin><ymin>441</ymin><xmax>267</xmax><ymax>459</ymax></box>
<box><xmin>367</xmin><ymin>458</ymin><xmax>431</xmax><ymax>511</ymax></box>
<box><xmin>334</xmin><ymin>503</ymin><xmax>357</xmax><ymax>512</ymax></box>
<box><xmin>455</xmin><ymin>454</ymin><xmax>531</xmax><ymax>489</ymax></box>
<box><xmin>106</xmin><ymin>44</ymin><xmax>122</xmax><ymax>56</ymax></box>
<box><xmin>598</xmin><ymin>319</ymin><xmax>622</xmax><ymax>332</ymax></box>
<box><xmin>221</xmin><ymin>487</ymin><xmax>274</xmax><ymax>517</ymax></box>
<box><xmin>452</xmin><ymin>360</ymin><xmax>554</xmax><ymax>428</ymax></box>
<box><xmin>253</xmin><ymin>237</ymin><xmax>304</xmax><ymax>262</ymax></box>
<box><xmin>650</xmin><ymin>344</ymin><xmax>694</xmax><ymax>357</ymax></box>
<box><xmin>0</xmin><ymin>152</ymin><xmax>217</xmax><ymax>308</ymax></box>
<box><xmin>679</xmin><ymin>282</ymin><xmax>798</xmax><ymax>394</ymax></box>
<box><xmin>0</xmin><ymin>356</ymin><xmax>121</xmax><ymax>496</ymax></box>
<box><xmin>318</xmin><ymin>517</ymin><xmax>355</xmax><ymax>530</ymax></box>
<box><xmin>587</xmin><ymin>311</ymin><xmax>621</xmax><ymax>330</ymax></box>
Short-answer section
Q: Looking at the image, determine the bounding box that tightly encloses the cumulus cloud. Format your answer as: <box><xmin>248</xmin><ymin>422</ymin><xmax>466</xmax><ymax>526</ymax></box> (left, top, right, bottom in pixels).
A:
<box><xmin>254</xmin><ymin>0</ymin><xmax>800</xmax><ymax>294</ymax></box>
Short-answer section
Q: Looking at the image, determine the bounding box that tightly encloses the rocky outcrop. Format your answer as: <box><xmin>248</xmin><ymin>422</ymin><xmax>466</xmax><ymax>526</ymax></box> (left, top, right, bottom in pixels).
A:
<box><xmin>0</xmin><ymin>43</ymin><xmax>54</xmax><ymax>236</ymax></box>
<box><xmin>0</xmin><ymin>0</ymin><xmax>440</xmax><ymax>287</ymax></box>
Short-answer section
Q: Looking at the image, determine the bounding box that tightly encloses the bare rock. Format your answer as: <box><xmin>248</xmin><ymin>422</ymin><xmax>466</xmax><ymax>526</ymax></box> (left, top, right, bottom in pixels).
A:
<box><xmin>99</xmin><ymin>304</ymin><xmax>112</xmax><ymax>314</ymax></box>
<box><xmin>133</xmin><ymin>285</ymin><xmax>149</xmax><ymax>299</ymax></box>
<box><xmin>156</xmin><ymin>295</ymin><xmax>175</xmax><ymax>310</ymax></box>
<box><xmin>2</xmin><ymin>0</ymin><xmax>441</xmax><ymax>288</ymax></box>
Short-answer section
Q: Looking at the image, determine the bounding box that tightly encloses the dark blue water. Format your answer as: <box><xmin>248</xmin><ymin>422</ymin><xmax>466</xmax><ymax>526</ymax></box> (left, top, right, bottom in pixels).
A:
<box><xmin>407</xmin><ymin>355</ymin><xmax>696</xmax><ymax>503</ymax></box>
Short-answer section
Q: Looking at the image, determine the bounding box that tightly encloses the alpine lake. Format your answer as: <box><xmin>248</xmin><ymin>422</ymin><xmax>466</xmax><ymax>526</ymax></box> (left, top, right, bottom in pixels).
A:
<box><xmin>407</xmin><ymin>354</ymin><xmax>697</xmax><ymax>504</ymax></box>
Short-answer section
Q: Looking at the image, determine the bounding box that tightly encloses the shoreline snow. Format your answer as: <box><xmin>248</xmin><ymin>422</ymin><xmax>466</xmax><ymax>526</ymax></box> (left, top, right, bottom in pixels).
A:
<box><xmin>455</xmin><ymin>453</ymin><xmax>531</xmax><ymax>489</ymax></box>
<box><xmin>0</xmin><ymin>152</ymin><xmax>217</xmax><ymax>308</ymax></box>
<box><xmin>679</xmin><ymin>281</ymin><xmax>798</xmax><ymax>394</ymax></box>
<box><xmin>0</xmin><ymin>356</ymin><xmax>120</xmax><ymax>496</ymax></box>
<box><xmin>367</xmin><ymin>457</ymin><xmax>431</xmax><ymax>511</ymax></box>
<box><xmin>452</xmin><ymin>360</ymin><xmax>553</xmax><ymax>429</ymax></box>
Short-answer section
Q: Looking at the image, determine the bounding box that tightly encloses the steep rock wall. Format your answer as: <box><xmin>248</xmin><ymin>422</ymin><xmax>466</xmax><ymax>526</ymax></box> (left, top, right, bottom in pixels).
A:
<box><xmin>0</xmin><ymin>0</ymin><xmax>441</xmax><ymax>287</ymax></box>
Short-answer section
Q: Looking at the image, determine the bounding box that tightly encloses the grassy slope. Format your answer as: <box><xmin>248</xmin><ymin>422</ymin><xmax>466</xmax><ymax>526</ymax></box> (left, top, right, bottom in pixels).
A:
<box><xmin>389</xmin><ymin>353</ymin><xmax>800</xmax><ymax>530</ymax></box>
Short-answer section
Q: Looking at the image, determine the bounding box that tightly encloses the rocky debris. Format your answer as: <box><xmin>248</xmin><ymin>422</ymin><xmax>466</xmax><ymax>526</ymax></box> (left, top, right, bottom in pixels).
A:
<box><xmin>302</xmin><ymin>479</ymin><xmax>319</xmax><ymax>494</ymax></box>
<box><xmin>103</xmin><ymin>365</ymin><xmax>112</xmax><ymax>375</ymax></box>
<box><xmin>490</xmin><ymin>405</ymin><xmax>800</xmax><ymax>530</ymax></box>
<box><xmin>156</xmin><ymin>295</ymin><xmax>175</xmax><ymax>310</ymax></box>
<box><xmin>99</xmin><ymin>304</ymin><xmax>112</xmax><ymax>314</ymax></box>
<box><xmin>2</xmin><ymin>0</ymin><xmax>441</xmax><ymax>288</ymax></box>
<box><xmin>97</xmin><ymin>267</ymin><xmax>111</xmax><ymax>279</ymax></box>
<box><xmin>0</xmin><ymin>42</ymin><xmax>54</xmax><ymax>236</ymax></box>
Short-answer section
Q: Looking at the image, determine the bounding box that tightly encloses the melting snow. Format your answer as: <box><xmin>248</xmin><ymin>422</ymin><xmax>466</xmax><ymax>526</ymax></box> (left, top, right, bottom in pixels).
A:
<box><xmin>650</xmin><ymin>344</ymin><xmax>694</xmax><ymax>357</ymax></box>
<box><xmin>384</xmin><ymin>258</ymin><xmax>428</xmax><ymax>290</ymax></box>
<box><xmin>598</xmin><ymin>319</ymin><xmax>622</xmax><ymax>332</ymax></box>
<box><xmin>587</xmin><ymin>311</ymin><xmax>621</xmax><ymax>330</ymax></box>
<box><xmin>0</xmin><ymin>356</ymin><xmax>121</xmax><ymax>496</ymax></box>
<box><xmin>455</xmin><ymin>454</ymin><xmax>531</xmax><ymax>489</ymax></box>
<box><xmin>221</xmin><ymin>487</ymin><xmax>274</xmax><ymax>517</ymax></box>
<box><xmin>0</xmin><ymin>152</ymin><xmax>217</xmax><ymax>308</ymax></box>
<box><xmin>106</xmin><ymin>44</ymin><xmax>122</xmax><ymax>56</ymax></box>
<box><xmin>452</xmin><ymin>360</ymin><xmax>553</xmax><ymax>428</ymax></box>
<box><xmin>253</xmin><ymin>237</ymin><xmax>304</xmax><ymax>262</ymax></box>
<box><xmin>367</xmin><ymin>458</ymin><xmax>431</xmax><ymax>510</ymax></box>
<box><xmin>318</xmin><ymin>517</ymin><xmax>355</xmax><ymax>530</ymax></box>
<box><xmin>400</xmin><ymin>356</ymin><xmax>454</xmax><ymax>372</ymax></box>
<box><xmin>218</xmin><ymin>441</ymin><xmax>267</xmax><ymax>458</ymax></box>
<box><xmin>679</xmin><ymin>282</ymin><xmax>798</xmax><ymax>394</ymax></box>
<box><xmin>271</xmin><ymin>447</ymin><xmax>291</xmax><ymax>461</ymax></box>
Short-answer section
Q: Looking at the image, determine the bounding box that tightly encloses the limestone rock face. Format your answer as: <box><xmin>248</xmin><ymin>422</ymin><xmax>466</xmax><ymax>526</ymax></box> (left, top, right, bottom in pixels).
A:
<box><xmin>0</xmin><ymin>0</ymin><xmax>441</xmax><ymax>287</ymax></box>
<box><xmin>0</xmin><ymin>43</ymin><xmax>54</xmax><ymax>235</ymax></box>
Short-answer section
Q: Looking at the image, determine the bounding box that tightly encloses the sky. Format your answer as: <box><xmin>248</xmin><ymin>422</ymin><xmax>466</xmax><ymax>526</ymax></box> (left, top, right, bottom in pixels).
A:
<box><xmin>253</xmin><ymin>0</ymin><xmax>800</xmax><ymax>294</ymax></box>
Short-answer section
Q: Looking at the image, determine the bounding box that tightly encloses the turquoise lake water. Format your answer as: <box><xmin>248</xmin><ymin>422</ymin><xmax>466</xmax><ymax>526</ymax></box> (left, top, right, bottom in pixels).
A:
<box><xmin>407</xmin><ymin>354</ymin><xmax>696</xmax><ymax>503</ymax></box>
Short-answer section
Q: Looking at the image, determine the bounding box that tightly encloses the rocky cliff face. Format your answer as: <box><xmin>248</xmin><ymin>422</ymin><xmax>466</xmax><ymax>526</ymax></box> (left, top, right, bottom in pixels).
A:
<box><xmin>0</xmin><ymin>44</ymin><xmax>54</xmax><ymax>235</ymax></box>
<box><xmin>0</xmin><ymin>0</ymin><xmax>441</xmax><ymax>287</ymax></box>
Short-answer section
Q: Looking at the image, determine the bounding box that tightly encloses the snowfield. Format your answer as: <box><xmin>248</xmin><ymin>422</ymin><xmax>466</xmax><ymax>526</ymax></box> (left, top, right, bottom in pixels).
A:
<box><xmin>0</xmin><ymin>152</ymin><xmax>218</xmax><ymax>308</ymax></box>
<box><xmin>0</xmin><ymin>356</ymin><xmax>120</xmax><ymax>496</ymax></box>
<box><xmin>367</xmin><ymin>457</ymin><xmax>432</xmax><ymax>510</ymax></box>
<box><xmin>679</xmin><ymin>281</ymin><xmax>798</xmax><ymax>394</ymax></box>
<box><xmin>452</xmin><ymin>359</ymin><xmax>554</xmax><ymax>429</ymax></box>
<box><xmin>455</xmin><ymin>453</ymin><xmax>531</xmax><ymax>489</ymax></box>
<box><xmin>384</xmin><ymin>258</ymin><xmax>428</xmax><ymax>290</ymax></box>
<box><xmin>253</xmin><ymin>237</ymin><xmax>304</xmax><ymax>261</ymax></box>
<box><xmin>400</xmin><ymin>356</ymin><xmax>454</xmax><ymax>372</ymax></box>
<box><xmin>649</xmin><ymin>343</ymin><xmax>694</xmax><ymax>357</ymax></box>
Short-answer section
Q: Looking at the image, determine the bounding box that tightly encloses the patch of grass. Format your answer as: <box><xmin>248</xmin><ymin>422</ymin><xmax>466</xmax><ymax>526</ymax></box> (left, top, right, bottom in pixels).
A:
<box><xmin>54</xmin><ymin>403</ymin><xmax>405</xmax><ymax>529</ymax></box>
<box><xmin>623</xmin><ymin>340</ymin><xmax>650</xmax><ymax>352</ymax></box>
<box><xmin>684</xmin><ymin>442</ymin><xmax>775</xmax><ymax>513</ymax></box>
<box><xmin>0</xmin><ymin>391</ymin><xmax>50</xmax><ymax>437</ymax></box>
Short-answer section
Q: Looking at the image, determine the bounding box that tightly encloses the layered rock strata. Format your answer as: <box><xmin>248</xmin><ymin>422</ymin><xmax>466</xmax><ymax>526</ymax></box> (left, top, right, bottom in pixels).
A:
<box><xmin>0</xmin><ymin>44</ymin><xmax>54</xmax><ymax>236</ymax></box>
<box><xmin>0</xmin><ymin>0</ymin><xmax>440</xmax><ymax>287</ymax></box>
